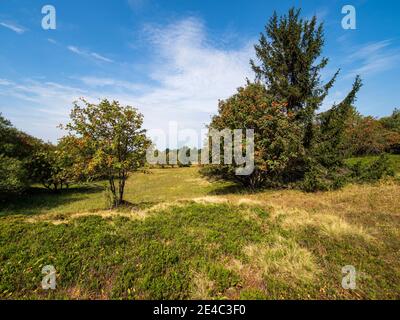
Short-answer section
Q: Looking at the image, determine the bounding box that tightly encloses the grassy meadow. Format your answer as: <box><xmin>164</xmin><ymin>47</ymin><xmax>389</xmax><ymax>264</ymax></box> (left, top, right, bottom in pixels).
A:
<box><xmin>0</xmin><ymin>157</ymin><xmax>400</xmax><ymax>300</ymax></box>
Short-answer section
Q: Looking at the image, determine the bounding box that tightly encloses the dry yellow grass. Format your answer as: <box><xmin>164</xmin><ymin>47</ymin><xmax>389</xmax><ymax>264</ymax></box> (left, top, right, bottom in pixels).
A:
<box><xmin>268</xmin><ymin>206</ymin><xmax>371</xmax><ymax>239</ymax></box>
<box><xmin>190</xmin><ymin>272</ymin><xmax>215</xmax><ymax>300</ymax></box>
<box><xmin>217</xmin><ymin>179</ymin><xmax>400</xmax><ymax>241</ymax></box>
<box><xmin>192</xmin><ymin>196</ymin><xmax>228</xmax><ymax>204</ymax></box>
<box><xmin>243</xmin><ymin>236</ymin><xmax>320</xmax><ymax>284</ymax></box>
<box><xmin>258</xmin><ymin>180</ymin><xmax>400</xmax><ymax>217</ymax></box>
<box><xmin>224</xmin><ymin>257</ymin><xmax>265</xmax><ymax>293</ymax></box>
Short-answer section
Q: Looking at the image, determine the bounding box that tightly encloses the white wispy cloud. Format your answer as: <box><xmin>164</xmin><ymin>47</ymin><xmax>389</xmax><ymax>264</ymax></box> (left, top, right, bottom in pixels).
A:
<box><xmin>0</xmin><ymin>21</ymin><xmax>27</xmax><ymax>34</ymax></box>
<box><xmin>0</xmin><ymin>79</ymin><xmax>86</xmax><ymax>108</ymax></box>
<box><xmin>346</xmin><ymin>40</ymin><xmax>400</xmax><ymax>78</ymax></box>
<box><xmin>0</xmin><ymin>78</ymin><xmax>13</xmax><ymax>86</ymax></box>
<box><xmin>1</xmin><ymin>17</ymin><xmax>254</xmax><ymax>144</ymax></box>
<box><xmin>67</xmin><ymin>45</ymin><xmax>114</xmax><ymax>63</ymax></box>
<box><xmin>73</xmin><ymin>17</ymin><xmax>254</xmax><ymax>139</ymax></box>
<box><xmin>139</xmin><ymin>17</ymin><xmax>254</xmax><ymax>113</ymax></box>
<box><xmin>67</xmin><ymin>45</ymin><xmax>85</xmax><ymax>55</ymax></box>
<box><xmin>0</xmin><ymin>79</ymin><xmax>91</xmax><ymax>140</ymax></box>
<box><xmin>90</xmin><ymin>53</ymin><xmax>114</xmax><ymax>63</ymax></box>
<box><xmin>47</xmin><ymin>38</ymin><xmax>57</xmax><ymax>44</ymax></box>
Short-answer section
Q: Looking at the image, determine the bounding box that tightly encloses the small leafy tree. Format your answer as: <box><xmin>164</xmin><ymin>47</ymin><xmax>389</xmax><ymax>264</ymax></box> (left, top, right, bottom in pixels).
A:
<box><xmin>64</xmin><ymin>98</ymin><xmax>150</xmax><ymax>207</ymax></box>
<box><xmin>205</xmin><ymin>82</ymin><xmax>304</xmax><ymax>188</ymax></box>
<box><xmin>344</xmin><ymin>115</ymin><xmax>390</xmax><ymax>156</ymax></box>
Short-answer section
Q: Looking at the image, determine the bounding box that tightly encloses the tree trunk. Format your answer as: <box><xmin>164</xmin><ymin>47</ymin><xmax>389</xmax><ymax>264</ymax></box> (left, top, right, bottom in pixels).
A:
<box><xmin>118</xmin><ymin>173</ymin><xmax>126</xmax><ymax>205</ymax></box>
<box><xmin>109</xmin><ymin>177</ymin><xmax>118</xmax><ymax>207</ymax></box>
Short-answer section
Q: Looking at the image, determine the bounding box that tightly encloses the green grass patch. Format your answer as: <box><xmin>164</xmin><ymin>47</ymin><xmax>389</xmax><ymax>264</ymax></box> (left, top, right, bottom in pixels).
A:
<box><xmin>0</xmin><ymin>166</ymin><xmax>399</xmax><ymax>300</ymax></box>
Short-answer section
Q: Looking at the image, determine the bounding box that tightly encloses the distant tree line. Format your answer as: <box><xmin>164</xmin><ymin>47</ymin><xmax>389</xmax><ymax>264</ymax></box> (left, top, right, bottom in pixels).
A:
<box><xmin>342</xmin><ymin>108</ymin><xmax>400</xmax><ymax>156</ymax></box>
<box><xmin>151</xmin><ymin>147</ymin><xmax>202</xmax><ymax>168</ymax></box>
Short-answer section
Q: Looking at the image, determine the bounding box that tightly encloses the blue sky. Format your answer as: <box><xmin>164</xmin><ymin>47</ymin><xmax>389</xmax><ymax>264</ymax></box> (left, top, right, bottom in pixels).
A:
<box><xmin>0</xmin><ymin>0</ymin><xmax>399</xmax><ymax>145</ymax></box>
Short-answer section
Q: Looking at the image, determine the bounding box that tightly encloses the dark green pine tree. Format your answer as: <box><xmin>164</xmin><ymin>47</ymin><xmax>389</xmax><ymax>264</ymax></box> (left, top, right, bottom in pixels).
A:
<box><xmin>250</xmin><ymin>8</ymin><xmax>339</xmax><ymax>116</ymax></box>
<box><xmin>250</xmin><ymin>7</ymin><xmax>362</xmax><ymax>164</ymax></box>
<box><xmin>315</xmin><ymin>76</ymin><xmax>363</xmax><ymax>168</ymax></box>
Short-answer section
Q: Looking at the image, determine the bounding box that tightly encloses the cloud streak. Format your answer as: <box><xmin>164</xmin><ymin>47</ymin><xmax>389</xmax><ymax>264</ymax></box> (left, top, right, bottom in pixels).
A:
<box><xmin>67</xmin><ymin>45</ymin><xmax>114</xmax><ymax>63</ymax></box>
<box><xmin>346</xmin><ymin>40</ymin><xmax>400</xmax><ymax>78</ymax></box>
<box><xmin>0</xmin><ymin>21</ymin><xmax>26</xmax><ymax>34</ymax></box>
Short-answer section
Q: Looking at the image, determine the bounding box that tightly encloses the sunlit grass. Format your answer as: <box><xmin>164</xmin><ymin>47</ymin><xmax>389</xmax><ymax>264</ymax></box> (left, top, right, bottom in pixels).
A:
<box><xmin>0</xmin><ymin>163</ymin><xmax>399</xmax><ymax>299</ymax></box>
<box><xmin>0</xmin><ymin>167</ymin><xmax>232</xmax><ymax>217</ymax></box>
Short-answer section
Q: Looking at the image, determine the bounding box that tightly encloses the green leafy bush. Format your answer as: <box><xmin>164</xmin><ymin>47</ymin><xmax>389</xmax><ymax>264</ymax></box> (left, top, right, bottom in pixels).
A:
<box><xmin>0</xmin><ymin>155</ymin><xmax>28</xmax><ymax>197</ymax></box>
<box><xmin>301</xmin><ymin>163</ymin><xmax>348</xmax><ymax>192</ymax></box>
<box><xmin>349</xmin><ymin>154</ymin><xmax>395</xmax><ymax>182</ymax></box>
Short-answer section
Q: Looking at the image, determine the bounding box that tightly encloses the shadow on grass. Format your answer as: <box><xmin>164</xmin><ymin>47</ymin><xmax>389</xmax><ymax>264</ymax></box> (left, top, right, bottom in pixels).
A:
<box><xmin>112</xmin><ymin>200</ymin><xmax>160</xmax><ymax>212</ymax></box>
<box><xmin>0</xmin><ymin>184</ymin><xmax>104</xmax><ymax>217</ymax></box>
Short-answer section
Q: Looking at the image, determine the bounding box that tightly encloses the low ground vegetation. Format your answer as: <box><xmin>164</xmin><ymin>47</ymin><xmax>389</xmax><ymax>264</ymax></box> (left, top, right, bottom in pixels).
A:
<box><xmin>0</xmin><ymin>166</ymin><xmax>399</xmax><ymax>299</ymax></box>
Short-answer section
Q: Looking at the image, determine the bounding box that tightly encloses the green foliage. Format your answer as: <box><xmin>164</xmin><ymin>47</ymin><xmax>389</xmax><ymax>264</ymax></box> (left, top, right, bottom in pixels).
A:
<box><xmin>342</xmin><ymin>109</ymin><xmax>400</xmax><ymax>156</ymax></box>
<box><xmin>28</xmin><ymin>142</ymin><xmax>78</xmax><ymax>192</ymax></box>
<box><xmin>301</xmin><ymin>163</ymin><xmax>348</xmax><ymax>192</ymax></box>
<box><xmin>344</xmin><ymin>114</ymin><xmax>387</xmax><ymax>156</ymax></box>
<box><xmin>345</xmin><ymin>154</ymin><xmax>400</xmax><ymax>173</ymax></box>
<box><xmin>177</xmin><ymin>146</ymin><xmax>193</xmax><ymax>167</ymax></box>
<box><xmin>298</xmin><ymin>77</ymin><xmax>362</xmax><ymax>192</ymax></box>
<box><xmin>313</xmin><ymin>77</ymin><xmax>363</xmax><ymax>168</ymax></box>
<box><xmin>0</xmin><ymin>155</ymin><xmax>28</xmax><ymax>197</ymax></box>
<box><xmin>302</xmin><ymin>153</ymin><xmax>395</xmax><ymax>192</ymax></box>
<box><xmin>380</xmin><ymin>108</ymin><xmax>400</xmax><ymax>133</ymax></box>
<box><xmin>152</xmin><ymin>147</ymin><xmax>198</xmax><ymax>168</ymax></box>
<box><xmin>206</xmin><ymin>8</ymin><xmax>362</xmax><ymax>191</ymax></box>
<box><xmin>379</xmin><ymin>108</ymin><xmax>400</xmax><ymax>154</ymax></box>
<box><xmin>64</xmin><ymin>98</ymin><xmax>150</xmax><ymax>206</ymax></box>
<box><xmin>205</xmin><ymin>82</ymin><xmax>304</xmax><ymax>188</ymax></box>
<box><xmin>0</xmin><ymin>114</ymin><xmax>43</xmax><ymax>196</ymax></box>
<box><xmin>0</xmin><ymin>113</ymin><xmax>42</xmax><ymax>160</ymax></box>
<box><xmin>348</xmin><ymin>154</ymin><xmax>395</xmax><ymax>182</ymax></box>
